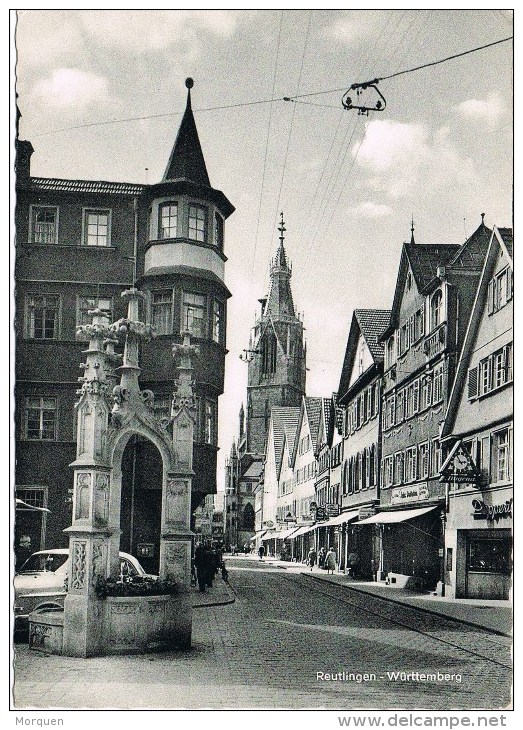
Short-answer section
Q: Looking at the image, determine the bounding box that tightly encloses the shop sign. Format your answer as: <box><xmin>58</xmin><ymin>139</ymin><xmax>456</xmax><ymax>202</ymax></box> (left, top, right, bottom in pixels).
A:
<box><xmin>472</xmin><ymin>497</ymin><xmax>512</xmax><ymax>522</ymax></box>
<box><xmin>439</xmin><ymin>442</ymin><xmax>481</xmax><ymax>484</ymax></box>
<box><xmin>315</xmin><ymin>506</ymin><xmax>327</xmax><ymax>521</ymax></box>
<box><xmin>359</xmin><ymin>505</ymin><xmax>377</xmax><ymax>520</ymax></box>
<box><xmin>391</xmin><ymin>484</ymin><xmax>429</xmax><ymax>504</ymax></box>
<box><xmin>326</xmin><ymin>503</ymin><xmax>340</xmax><ymax>517</ymax></box>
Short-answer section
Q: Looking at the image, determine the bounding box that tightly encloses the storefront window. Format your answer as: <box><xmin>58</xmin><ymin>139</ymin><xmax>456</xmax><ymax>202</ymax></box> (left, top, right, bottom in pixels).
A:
<box><xmin>468</xmin><ymin>538</ymin><xmax>511</xmax><ymax>575</ymax></box>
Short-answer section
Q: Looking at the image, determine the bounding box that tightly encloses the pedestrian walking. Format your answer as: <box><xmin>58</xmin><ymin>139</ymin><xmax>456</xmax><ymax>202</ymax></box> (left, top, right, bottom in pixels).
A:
<box><xmin>193</xmin><ymin>543</ymin><xmax>208</xmax><ymax>592</ymax></box>
<box><xmin>325</xmin><ymin>547</ymin><xmax>336</xmax><ymax>575</ymax></box>
<box><xmin>308</xmin><ymin>547</ymin><xmax>317</xmax><ymax>571</ymax></box>
<box><xmin>318</xmin><ymin>546</ymin><xmax>326</xmax><ymax>569</ymax></box>
<box><xmin>258</xmin><ymin>544</ymin><xmax>265</xmax><ymax>560</ymax></box>
<box><xmin>347</xmin><ymin>551</ymin><xmax>360</xmax><ymax>578</ymax></box>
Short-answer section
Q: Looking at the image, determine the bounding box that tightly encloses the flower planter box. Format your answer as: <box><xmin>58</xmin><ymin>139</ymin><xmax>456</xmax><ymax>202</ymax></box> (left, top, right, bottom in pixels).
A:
<box><xmin>29</xmin><ymin>591</ymin><xmax>192</xmax><ymax>656</ymax></box>
<box><xmin>103</xmin><ymin>591</ymin><xmax>192</xmax><ymax>654</ymax></box>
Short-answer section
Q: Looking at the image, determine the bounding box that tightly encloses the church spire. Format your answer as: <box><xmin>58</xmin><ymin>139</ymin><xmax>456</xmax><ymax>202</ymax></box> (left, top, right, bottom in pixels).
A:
<box><xmin>264</xmin><ymin>212</ymin><xmax>295</xmax><ymax>318</ymax></box>
<box><xmin>162</xmin><ymin>78</ymin><xmax>211</xmax><ymax>186</ymax></box>
<box><xmin>410</xmin><ymin>215</ymin><xmax>415</xmax><ymax>244</ymax></box>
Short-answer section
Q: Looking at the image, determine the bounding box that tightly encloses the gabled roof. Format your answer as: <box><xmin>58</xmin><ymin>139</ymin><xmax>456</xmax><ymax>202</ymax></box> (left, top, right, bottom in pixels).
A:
<box><xmin>316</xmin><ymin>397</ymin><xmax>335</xmax><ymax>451</ymax></box>
<box><xmin>383</xmin><ymin>242</ymin><xmax>460</xmax><ymax>338</ymax></box>
<box><xmin>163</xmin><ymin>83</ymin><xmax>211</xmax><ymax>187</ymax></box>
<box><xmin>28</xmin><ymin>177</ymin><xmax>144</xmax><ymax>196</ymax></box>
<box><xmin>404</xmin><ymin>243</ymin><xmax>459</xmax><ymax>289</ymax></box>
<box><xmin>338</xmin><ymin>309</ymin><xmax>390</xmax><ymax>402</ymax></box>
<box><xmin>441</xmin><ymin>226</ymin><xmax>513</xmax><ymax>439</ymax></box>
<box><xmin>498</xmin><ymin>227</ymin><xmax>513</xmax><ymax>259</ymax></box>
<box><xmin>447</xmin><ymin>221</ymin><xmax>492</xmax><ymax>270</ymax></box>
<box><xmin>303</xmin><ymin>397</ymin><xmax>323</xmax><ymax>448</ymax></box>
<box><xmin>268</xmin><ymin>407</ymin><xmax>301</xmax><ymax>475</ymax></box>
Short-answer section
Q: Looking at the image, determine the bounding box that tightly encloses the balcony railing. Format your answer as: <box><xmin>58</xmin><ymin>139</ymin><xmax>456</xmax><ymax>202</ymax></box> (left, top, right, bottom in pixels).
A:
<box><xmin>424</xmin><ymin>322</ymin><xmax>446</xmax><ymax>360</ymax></box>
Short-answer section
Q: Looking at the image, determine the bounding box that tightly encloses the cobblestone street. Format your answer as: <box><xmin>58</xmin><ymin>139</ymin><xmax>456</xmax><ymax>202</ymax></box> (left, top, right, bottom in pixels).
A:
<box><xmin>13</xmin><ymin>557</ymin><xmax>512</xmax><ymax>710</ymax></box>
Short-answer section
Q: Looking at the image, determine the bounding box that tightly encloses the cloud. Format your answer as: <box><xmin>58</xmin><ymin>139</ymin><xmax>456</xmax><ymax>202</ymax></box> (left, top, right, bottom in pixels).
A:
<box><xmin>32</xmin><ymin>68</ymin><xmax>109</xmax><ymax>109</ymax></box>
<box><xmin>323</xmin><ymin>10</ymin><xmax>383</xmax><ymax>44</ymax></box>
<box><xmin>349</xmin><ymin>201</ymin><xmax>393</xmax><ymax>218</ymax></box>
<box><xmin>79</xmin><ymin>10</ymin><xmax>239</xmax><ymax>53</ymax></box>
<box><xmin>454</xmin><ymin>93</ymin><xmax>505</xmax><ymax>125</ymax></box>
<box><xmin>354</xmin><ymin>119</ymin><xmax>475</xmax><ymax>200</ymax></box>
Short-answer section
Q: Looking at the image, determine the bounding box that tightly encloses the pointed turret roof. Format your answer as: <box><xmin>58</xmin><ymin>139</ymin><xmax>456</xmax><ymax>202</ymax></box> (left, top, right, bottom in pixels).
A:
<box><xmin>163</xmin><ymin>78</ymin><xmax>211</xmax><ymax>186</ymax></box>
<box><xmin>263</xmin><ymin>212</ymin><xmax>295</xmax><ymax>318</ymax></box>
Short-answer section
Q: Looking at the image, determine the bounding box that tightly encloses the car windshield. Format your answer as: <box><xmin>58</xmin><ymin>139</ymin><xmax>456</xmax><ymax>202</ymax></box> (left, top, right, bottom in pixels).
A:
<box><xmin>18</xmin><ymin>553</ymin><xmax>68</xmax><ymax>573</ymax></box>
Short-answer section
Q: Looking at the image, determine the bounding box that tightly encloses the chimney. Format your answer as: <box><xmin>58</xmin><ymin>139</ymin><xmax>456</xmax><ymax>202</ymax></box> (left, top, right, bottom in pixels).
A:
<box><xmin>15</xmin><ymin>138</ymin><xmax>34</xmax><ymax>186</ymax></box>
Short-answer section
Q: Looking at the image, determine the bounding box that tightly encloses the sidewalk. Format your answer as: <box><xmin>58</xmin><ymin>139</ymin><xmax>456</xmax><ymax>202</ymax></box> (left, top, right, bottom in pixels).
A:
<box><xmin>260</xmin><ymin>557</ymin><xmax>512</xmax><ymax>637</ymax></box>
<box><xmin>191</xmin><ymin>576</ymin><xmax>235</xmax><ymax>608</ymax></box>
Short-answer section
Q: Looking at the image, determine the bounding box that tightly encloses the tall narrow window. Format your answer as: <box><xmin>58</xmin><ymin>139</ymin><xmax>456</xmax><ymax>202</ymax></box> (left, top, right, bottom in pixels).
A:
<box><xmin>214</xmin><ymin>212</ymin><xmax>224</xmax><ymax>248</ymax></box>
<box><xmin>492</xmin><ymin>429</ymin><xmax>511</xmax><ymax>482</ymax></box>
<box><xmin>31</xmin><ymin>206</ymin><xmax>58</xmax><ymax>244</ymax></box>
<box><xmin>204</xmin><ymin>400</ymin><xmax>217</xmax><ymax>445</ymax></box>
<box><xmin>418</xmin><ymin>442</ymin><xmax>429</xmax><ymax>479</ymax></box>
<box><xmin>430</xmin><ymin>289</ymin><xmax>443</xmax><ymax>331</ymax></box>
<box><xmin>433</xmin><ymin>362</ymin><xmax>444</xmax><ymax>403</ymax></box>
<box><xmin>83</xmin><ymin>209</ymin><xmax>110</xmax><ymax>246</ymax></box>
<box><xmin>26</xmin><ymin>294</ymin><xmax>60</xmax><ymax>339</ymax></box>
<box><xmin>24</xmin><ymin>397</ymin><xmax>57</xmax><ymax>441</ymax></box>
<box><xmin>152</xmin><ymin>290</ymin><xmax>173</xmax><ymax>335</ymax></box>
<box><xmin>77</xmin><ymin>297</ymin><xmax>112</xmax><ymax>327</ymax></box>
<box><xmin>261</xmin><ymin>329</ymin><xmax>277</xmax><ymax>375</ymax></box>
<box><xmin>188</xmin><ymin>205</ymin><xmax>206</xmax><ymax>242</ymax></box>
<box><xmin>159</xmin><ymin>202</ymin><xmax>177</xmax><ymax>239</ymax></box>
<box><xmin>183</xmin><ymin>292</ymin><xmax>206</xmax><ymax>337</ymax></box>
<box><xmin>212</xmin><ymin>299</ymin><xmax>224</xmax><ymax>344</ymax></box>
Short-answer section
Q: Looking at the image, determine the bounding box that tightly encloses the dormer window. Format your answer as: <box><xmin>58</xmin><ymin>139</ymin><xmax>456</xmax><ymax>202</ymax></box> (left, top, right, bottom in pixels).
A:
<box><xmin>188</xmin><ymin>204</ymin><xmax>206</xmax><ymax>242</ymax></box>
<box><xmin>159</xmin><ymin>202</ymin><xmax>178</xmax><ymax>239</ymax></box>
<box><xmin>430</xmin><ymin>289</ymin><xmax>443</xmax><ymax>331</ymax></box>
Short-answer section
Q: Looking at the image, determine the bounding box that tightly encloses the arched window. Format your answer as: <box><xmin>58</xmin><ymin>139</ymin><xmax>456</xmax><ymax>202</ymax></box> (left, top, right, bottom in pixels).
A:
<box><xmin>430</xmin><ymin>289</ymin><xmax>443</xmax><ymax>331</ymax></box>
<box><xmin>261</xmin><ymin>329</ymin><xmax>277</xmax><ymax>375</ymax></box>
<box><xmin>242</xmin><ymin>503</ymin><xmax>255</xmax><ymax>530</ymax></box>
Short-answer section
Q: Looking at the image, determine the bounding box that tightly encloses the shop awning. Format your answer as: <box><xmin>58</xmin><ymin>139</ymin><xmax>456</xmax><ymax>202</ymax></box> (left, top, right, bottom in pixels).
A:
<box><xmin>318</xmin><ymin>509</ymin><xmax>360</xmax><ymax>528</ymax></box>
<box><xmin>250</xmin><ymin>531</ymin><xmax>267</xmax><ymax>541</ymax></box>
<box><xmin>290</xmin><ymin>524</ymin><xmax>316</xmax><ymax>538</ymax></box>
<box><xmin>277</xmin><ymin>527</ymin><xmax>296</xmax><ymax>540</ymax></box>
<box><xmin>261</xmin><ymin>531</ymin><xmax>277</xmax><ymax>541</ymax></box>
<box><xmin>356</xmin><ymin>505</ymin><xmax>440</xmax><ymax>525</ymax></box>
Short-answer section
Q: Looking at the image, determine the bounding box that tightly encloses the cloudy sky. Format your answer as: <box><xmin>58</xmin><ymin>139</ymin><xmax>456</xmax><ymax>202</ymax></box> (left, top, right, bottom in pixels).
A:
<box><xmin>13</xmin><ymin>9</ymin><xmax>513</xmax><ymax>492</ymax></box>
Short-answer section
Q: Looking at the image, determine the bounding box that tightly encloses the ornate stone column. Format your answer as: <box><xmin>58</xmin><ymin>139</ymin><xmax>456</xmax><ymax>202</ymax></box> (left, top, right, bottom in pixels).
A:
<box><xmin>159</xmin><ymin>331</ymin><xmax>197</xmax><ymax>647</ymax></box>
<box><xmin>62</xmin><ymin>307</ymin><xmax>116</xmax><ymax>657</ymax></box>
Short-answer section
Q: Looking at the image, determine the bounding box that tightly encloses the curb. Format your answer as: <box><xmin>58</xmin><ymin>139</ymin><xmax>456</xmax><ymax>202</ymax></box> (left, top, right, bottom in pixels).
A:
<box><xmin>192</xmin><ymin>579</ymin><xmax>236</xmax><ymax>609</ymax></box>
<box><xmin>301</xmin><ymin>572</ymin><xmax>512</xmax><ymax>638</ymax></box>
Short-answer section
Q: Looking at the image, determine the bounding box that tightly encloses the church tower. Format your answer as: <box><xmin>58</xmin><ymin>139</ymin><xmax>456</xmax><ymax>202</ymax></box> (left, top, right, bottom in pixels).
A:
<box><xmin>246</xmin><ymin>213</ymin><xmax>306</xmax><ymax>455</ymax></box>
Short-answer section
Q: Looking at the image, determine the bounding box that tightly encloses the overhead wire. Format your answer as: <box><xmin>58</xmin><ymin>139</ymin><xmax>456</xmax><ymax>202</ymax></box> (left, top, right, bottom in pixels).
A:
<box><xmin>31</xmin><ymin>35</ymin><xmax>513</xmax><ymax>139</ymax></box>
<box><xmin>296</xmin><ymin>9</ymin><xmax>400</xmax><ymax>273</ymax></box>
<box><xmin>270</xmin><ymin>8</ymin><xmax>313</xmax><ymax>255</ymax></box>
<box><xmin>249</xmin><ymin>10</ymin><xmax>284</xmax><ymax>290</ymax></box>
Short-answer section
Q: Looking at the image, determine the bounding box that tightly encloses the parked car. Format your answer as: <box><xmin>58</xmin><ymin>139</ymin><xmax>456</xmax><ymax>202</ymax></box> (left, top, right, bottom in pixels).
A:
<box><xmin>14</xmin><ymin>548</ymin><xmax>155</xmax><ymax>632</ymax></box>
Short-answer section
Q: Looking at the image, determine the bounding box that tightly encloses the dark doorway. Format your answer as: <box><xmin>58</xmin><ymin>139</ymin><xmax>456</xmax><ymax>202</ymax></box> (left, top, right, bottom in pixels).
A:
<box><xmin>120</xmin><ymin>436</ymin><xmax>163</xmax><ymax>574</ymax></box>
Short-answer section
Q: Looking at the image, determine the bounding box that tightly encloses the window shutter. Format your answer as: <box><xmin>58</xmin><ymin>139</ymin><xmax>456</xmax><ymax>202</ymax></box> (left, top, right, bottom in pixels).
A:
<box><xmin>420</xmin><ymin>304</ymin><xmax>425</xmax><ymax>336</ymax></box>
<box><xmin>467</xmin><ymin>366</ymin><xmax>478</xmax><ymax>399</ymax></box>
<box><xmin>487</xmin><ymin>280</ymin><xmax>494</xmax><ymax>314</ymax></box>
<box><xmin>507</xmin><ymin>268</ymin><xmax>513</xmax><ymax>301</ymax></box>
